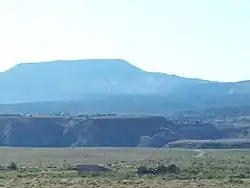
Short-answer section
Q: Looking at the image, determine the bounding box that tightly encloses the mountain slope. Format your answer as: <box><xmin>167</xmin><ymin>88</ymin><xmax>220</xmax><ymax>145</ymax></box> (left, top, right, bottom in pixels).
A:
<box><xmin>0</xmin><ymin>59</ymin><xmax>250</xmax><ymax>112</ymax></box>
<box><xmin>0</xmin><ymin>59</ymin><xmax>207</xmax><ymax>103</ymax></box>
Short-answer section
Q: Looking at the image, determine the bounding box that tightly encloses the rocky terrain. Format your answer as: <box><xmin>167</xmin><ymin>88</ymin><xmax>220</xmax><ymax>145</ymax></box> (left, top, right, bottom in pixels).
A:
<box><xmin>0</xmin><ymin>113</ymin><xmax>247</xmax><ymax>148</ymax></box>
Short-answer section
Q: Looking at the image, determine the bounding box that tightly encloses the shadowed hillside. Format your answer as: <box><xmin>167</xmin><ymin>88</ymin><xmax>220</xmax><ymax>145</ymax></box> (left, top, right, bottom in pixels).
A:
<box><xmin>0</xmin><ymin>114</ymin><xmax>230</xmax><ymax>147</ymax></box>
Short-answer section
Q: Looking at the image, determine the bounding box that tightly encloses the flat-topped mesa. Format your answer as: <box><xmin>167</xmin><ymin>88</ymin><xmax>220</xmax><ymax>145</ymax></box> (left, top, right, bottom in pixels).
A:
<box><xmin>0</xmin><ymin>59</ymin><xmax>194</xmax><ymax>104</ymax></box>
<box><xmin>5</xmin><ymin>59</ymin><xmax>143</xmax><ymax>74</ymax></box>
<box><xmin>0</xmin><ymin>58</ymin><xmax>250</xmax><ymax>110</ymax></box>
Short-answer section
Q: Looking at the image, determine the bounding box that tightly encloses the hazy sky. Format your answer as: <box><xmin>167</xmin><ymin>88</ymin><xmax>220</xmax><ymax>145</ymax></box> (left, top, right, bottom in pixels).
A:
<box><xmin>0</xmin><ymin>0</ymin><xmax>249</xmax><ymax>81</ymax></box>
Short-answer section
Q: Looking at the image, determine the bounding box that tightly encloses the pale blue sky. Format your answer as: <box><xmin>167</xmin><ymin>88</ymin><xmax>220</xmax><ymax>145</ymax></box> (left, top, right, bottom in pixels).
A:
<box><xmin>0</xmin><ymin>0</ymin><xmax>249</xmax><ymax>81</ymax></box>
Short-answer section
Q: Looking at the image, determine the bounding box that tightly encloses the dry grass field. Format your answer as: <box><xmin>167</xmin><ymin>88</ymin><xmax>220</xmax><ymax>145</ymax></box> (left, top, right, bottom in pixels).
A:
<box><xmin>1</xmin><ymin>147</ymin><xmax>250</xmax><ymax>187</ymax></box>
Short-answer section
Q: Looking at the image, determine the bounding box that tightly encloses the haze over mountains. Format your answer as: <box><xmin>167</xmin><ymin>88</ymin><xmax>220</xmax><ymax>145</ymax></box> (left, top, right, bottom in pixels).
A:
<box><xmin>0</xmin><ymin>59</ymin><xmax>250</xmax><ymax>114</ymax></box>
<box><xmin>0</xmin><ymin>59</ymin><xmax>202</xmax><ymax>102</ymax></box>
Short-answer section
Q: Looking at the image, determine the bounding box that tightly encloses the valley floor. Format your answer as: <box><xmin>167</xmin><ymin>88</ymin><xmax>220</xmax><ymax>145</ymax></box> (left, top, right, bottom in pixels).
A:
<box><xmin>1</xmin><ymin>147</ymin><xmax>250</xmax><ymax>187</ymax></box>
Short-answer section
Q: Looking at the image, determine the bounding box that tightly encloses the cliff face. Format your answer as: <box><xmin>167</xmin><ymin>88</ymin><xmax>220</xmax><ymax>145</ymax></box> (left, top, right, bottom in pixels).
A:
<box><xmin>0</xmin><ymin>116</ymin><xmax>66</xmax><ymax>147</ymax></box>
<box><xmin>69</xmin><ymin>116</ymin><xmax>168</xmax><ymax>147</ymax></box>
<box><xmin>0</xmin><ymin>115</ymin><xmax>226</xmax><ymax>147</ymax></box>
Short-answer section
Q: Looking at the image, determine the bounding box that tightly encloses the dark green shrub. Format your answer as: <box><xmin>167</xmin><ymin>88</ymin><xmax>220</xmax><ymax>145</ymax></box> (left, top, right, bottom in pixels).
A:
<box><xmin>167</xmin><ymin>164</ymin><xmax>180</xmax><ymax>174</ymax></box>
<box><xmin>136</xmin><ymin>166</ymin><xmax>149</xmax><ymax>175</ymax></box>
<box><xmin>226</xmin><ymin>178</ymin><xmax>244</xmax><ymax>184</ymax></box>
<box><xmin>7</xmin><ymin>161</ymin><xmax>18</xmax><ymax>170</ymax></box>
<box><xmin>156</xmin><ymin>164</ymin><xmax>168</xmax><ymax>174</ymax></box>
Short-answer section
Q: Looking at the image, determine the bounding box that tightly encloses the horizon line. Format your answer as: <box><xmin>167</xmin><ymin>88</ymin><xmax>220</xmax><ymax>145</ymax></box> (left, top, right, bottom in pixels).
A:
<box><xmin>2</xmin><ymin>58</ymin><xmax>249</xmax><ymax>83</ymax></box>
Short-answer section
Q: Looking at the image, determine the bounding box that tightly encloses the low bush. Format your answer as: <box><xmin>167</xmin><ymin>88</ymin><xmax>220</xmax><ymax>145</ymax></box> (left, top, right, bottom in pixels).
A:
<box><xmin>7</xmin><ymin>161</ymin><xmax>18</xmax><ymax>170</ymax></box>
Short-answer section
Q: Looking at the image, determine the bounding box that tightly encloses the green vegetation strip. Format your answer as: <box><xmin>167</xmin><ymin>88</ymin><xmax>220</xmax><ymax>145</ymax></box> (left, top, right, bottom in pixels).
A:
<box><xmin>1</xmin><ymin>148</ymin><xmax>250</xmax><ymax>187</ymax></box>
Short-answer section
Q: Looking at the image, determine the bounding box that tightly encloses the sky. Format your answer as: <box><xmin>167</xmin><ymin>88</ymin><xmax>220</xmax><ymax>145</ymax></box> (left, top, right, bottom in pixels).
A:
<box><xmin>0</xmin><ymin>0</ymin><xmax>249</xmax><ymax>82</ymax></box>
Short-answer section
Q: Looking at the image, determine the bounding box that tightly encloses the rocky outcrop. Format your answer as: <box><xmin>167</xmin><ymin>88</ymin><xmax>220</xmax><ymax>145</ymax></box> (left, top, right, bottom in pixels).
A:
<box><xmin>0</xmin><ymin>114</ymin><xmax>225</xmax><ymax>147</ymax></box>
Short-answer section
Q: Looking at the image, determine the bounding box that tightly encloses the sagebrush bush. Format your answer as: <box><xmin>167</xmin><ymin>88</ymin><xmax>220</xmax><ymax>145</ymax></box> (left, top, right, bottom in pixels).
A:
<box><xmin>7</xmin><ymin>161</ymin><xmax>18</xmax><ymax>170</ymax></box>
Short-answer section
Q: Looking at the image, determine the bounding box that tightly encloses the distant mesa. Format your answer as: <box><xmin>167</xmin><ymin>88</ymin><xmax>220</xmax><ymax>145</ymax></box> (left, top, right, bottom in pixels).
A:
<box><xmin>0</xmin><ymin>58</ymin><xmax>249</xmax><ymax>112</ymax></box>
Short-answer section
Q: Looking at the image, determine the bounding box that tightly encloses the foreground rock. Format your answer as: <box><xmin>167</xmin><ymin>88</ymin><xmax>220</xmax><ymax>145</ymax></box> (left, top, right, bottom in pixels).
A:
<box><xmin>75</xmin><ymin>165</ymin><xmax>111</xmax><ymax>175</ymax></box>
